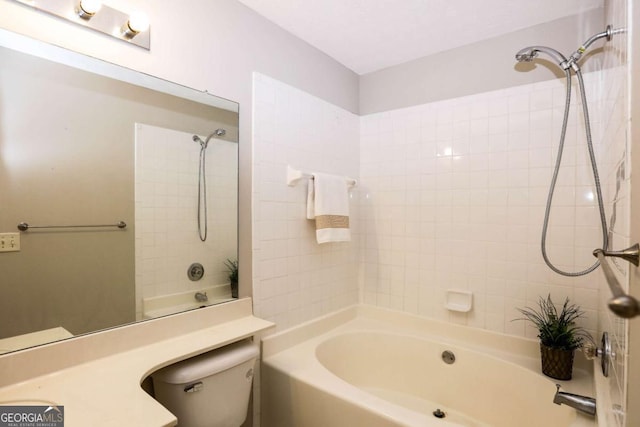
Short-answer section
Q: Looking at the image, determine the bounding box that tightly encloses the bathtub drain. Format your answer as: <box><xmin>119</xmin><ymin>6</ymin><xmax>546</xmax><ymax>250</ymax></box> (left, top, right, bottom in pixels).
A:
<box><xmin>433</xmin><ymin>408</ymin><xmax>446</xmax><ymax>419</ymax></box>
<box><xmin>441</xmin><ymin>350</ymin><xmax>455</xmax><ymax>364</ymax></box>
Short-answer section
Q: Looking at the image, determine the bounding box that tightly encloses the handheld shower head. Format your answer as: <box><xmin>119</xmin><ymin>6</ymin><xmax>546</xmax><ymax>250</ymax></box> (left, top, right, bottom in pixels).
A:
<box><xmin>515</xmin><ymin>46</ymin><xmax>569</xmax><ymax>69</ymax></box>
<box><xmin>192</xmin><ymin>129</ymin><xmax>227</xmax><ymax>148</ymax></box>
<box><xmin>515</xmin><ymin>49</ymin><xmax>538</xmax><ymax>62</ymax></box>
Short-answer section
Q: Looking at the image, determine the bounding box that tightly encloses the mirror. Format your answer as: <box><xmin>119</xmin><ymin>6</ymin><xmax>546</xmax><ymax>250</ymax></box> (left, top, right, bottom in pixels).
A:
<box><xmin>0</xmin><ymin>31</ymin><xmax>239</xmax><ymax>354</ymax></box>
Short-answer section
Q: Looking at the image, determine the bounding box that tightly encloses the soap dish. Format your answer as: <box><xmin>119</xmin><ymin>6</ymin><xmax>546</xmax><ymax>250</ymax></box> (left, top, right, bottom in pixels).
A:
<box><xmin>445</xmin><ymin>289</ymin><xmax>473</xmax><ymax>312</ymax></box>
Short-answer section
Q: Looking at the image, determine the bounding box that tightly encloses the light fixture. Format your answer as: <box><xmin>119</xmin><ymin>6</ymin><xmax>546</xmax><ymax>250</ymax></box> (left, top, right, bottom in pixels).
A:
<box><xmin>121</xmin><ymin>11</ymin><xmax>150</xmax><ymax>39</ymax></box>
<box><xmin>9</xmin><ymin>0</ymin><xmax>151</xmax><ymax>50</ymax></box>
<box><xmin>76</xmin><ymin>0</ymin><xmax>102</xmax><ymax>20</ymax></box>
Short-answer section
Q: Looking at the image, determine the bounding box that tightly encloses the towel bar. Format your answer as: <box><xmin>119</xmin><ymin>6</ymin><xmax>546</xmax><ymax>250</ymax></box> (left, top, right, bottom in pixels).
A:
<box><xmin>17</xmin><ymin>221</ymin><xmax>127</xmax><ymax>231</ymax></box>
<box><xmin>286</xmin><ymin>165</ymin><xmax>356</xmax><ymax>188</ymax></box>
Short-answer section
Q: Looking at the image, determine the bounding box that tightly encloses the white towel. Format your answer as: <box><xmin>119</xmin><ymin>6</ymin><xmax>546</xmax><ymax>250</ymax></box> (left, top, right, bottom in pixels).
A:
<box><xmin>306</xmin><ymin>172</ymin><xmax>351</xmax><ymax>244</ymax></box>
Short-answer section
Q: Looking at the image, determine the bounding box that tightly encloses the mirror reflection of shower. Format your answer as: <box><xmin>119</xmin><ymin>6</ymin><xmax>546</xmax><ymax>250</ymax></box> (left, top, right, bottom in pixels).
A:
<box><xmin>514</xmin><ymin>26</ymin><xmax>623</xmax><ymax>277</ymax></box>
<box><xmin>192</xmin><ymin>128</ymin><xmax>227</xmax><ymax>242</ymax></box>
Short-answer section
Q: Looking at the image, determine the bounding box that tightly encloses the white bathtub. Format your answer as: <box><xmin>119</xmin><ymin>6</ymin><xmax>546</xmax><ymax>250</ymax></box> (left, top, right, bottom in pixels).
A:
<box><xmin>261</xmin><ymin>305</ymin><xmax>596</xmax><ymax>427</ymax></box>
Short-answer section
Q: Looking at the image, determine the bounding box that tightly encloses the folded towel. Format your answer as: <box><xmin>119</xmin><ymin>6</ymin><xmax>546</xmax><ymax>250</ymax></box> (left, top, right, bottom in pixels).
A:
<box><xmin>306</xmin><ymin>172</ymin><xmax>351</xmax><ymax>244</ymax></box>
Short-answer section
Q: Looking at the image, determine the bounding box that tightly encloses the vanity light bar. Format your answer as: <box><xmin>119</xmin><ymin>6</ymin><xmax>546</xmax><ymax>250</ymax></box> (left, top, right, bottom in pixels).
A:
<box><xmin>11</xmin><ymin>0</ymin><xmax>150</xmax><ymax>50</ymax></box>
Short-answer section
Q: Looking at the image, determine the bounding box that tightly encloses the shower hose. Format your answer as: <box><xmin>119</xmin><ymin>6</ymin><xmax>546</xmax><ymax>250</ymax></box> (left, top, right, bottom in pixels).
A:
<box><xmin>197</xmin><ymin>142</ymin><xmax>208</xmax><ymax>242</ymax></box>
<box><xmin>541</xmin><ymin>68</ymin><xmax>608</xmax><ymax>276</ymax></box>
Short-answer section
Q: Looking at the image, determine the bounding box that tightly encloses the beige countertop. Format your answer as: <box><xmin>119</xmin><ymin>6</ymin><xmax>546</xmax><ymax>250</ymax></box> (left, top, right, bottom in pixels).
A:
<box><xmin>0</xmin><ymin>298</ymin><xmax>274</xmax><ymax>427</ymax></box>
<box><xmin>0</xmin><ymin>327</ymin><xmax>74</xmax><ymax>355</ymax></box>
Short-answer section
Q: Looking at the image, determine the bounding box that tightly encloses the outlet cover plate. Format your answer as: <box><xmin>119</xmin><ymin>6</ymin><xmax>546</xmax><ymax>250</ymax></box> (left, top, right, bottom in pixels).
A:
<box><xmin>0</xmin><ymin>233</ymin><xmax>20</xmax><ymax>252</ymax></box>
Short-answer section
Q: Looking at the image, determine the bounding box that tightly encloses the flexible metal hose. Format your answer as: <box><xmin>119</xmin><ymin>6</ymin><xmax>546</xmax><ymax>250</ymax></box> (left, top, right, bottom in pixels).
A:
<box><xmin>540</xmin><ymin>69</ymin><xmax>608</xmax><ymax>276</ymax></box>
<box><xmin>197</xmin><ymin>144</ymin><xmax>208</xmax><ymax>242</ymax></box>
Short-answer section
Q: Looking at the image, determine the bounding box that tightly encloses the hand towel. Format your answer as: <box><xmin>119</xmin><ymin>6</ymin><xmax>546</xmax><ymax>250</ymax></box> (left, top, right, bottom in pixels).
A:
<box><xmin>306</xmin><ymin>172</ymin><xmax>351</xmax><ymax>244</ymax></box>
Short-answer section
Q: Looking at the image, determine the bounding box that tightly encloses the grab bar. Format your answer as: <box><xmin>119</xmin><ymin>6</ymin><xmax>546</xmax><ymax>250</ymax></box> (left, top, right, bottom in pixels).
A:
<box><xmin>593</xmin><ymin>247</ymin><xmax>640</xmax><ymax>319</ymax></box>
<box><xmin>17</xmin><ymin>221</ymin><xmax>127</xmax><ymax>231</ymax></box>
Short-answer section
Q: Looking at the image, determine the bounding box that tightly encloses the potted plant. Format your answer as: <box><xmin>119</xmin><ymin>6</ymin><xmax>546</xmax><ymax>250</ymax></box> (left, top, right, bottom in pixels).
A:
<box><xmin>515</xmin><ymin>294</ymin><xmax>590</xmax><ymax>380</ymax></box>
<box><xmin>224</xmin><ymin>259</ymin><xmax>239</xmax><ymax>298</ymax></box>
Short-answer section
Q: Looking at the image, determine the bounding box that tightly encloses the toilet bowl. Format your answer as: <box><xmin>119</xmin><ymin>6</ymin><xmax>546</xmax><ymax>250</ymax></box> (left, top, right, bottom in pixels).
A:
<box><xmin>151</xmin><ymin>339</ymin><xmax>259</xmax><ymax>427</ymax></box>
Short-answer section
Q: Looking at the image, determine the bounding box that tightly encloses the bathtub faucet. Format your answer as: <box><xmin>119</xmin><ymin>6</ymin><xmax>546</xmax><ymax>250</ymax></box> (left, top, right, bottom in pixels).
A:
<box><xmin>195</xmin><ymin>291</ymin><xmax>208</xmax><ymax>303</ymax></box>
<box><xmin>553</xmin><ymin>384</ymin><xmax>596</xmax><ymax>416</ymax></box>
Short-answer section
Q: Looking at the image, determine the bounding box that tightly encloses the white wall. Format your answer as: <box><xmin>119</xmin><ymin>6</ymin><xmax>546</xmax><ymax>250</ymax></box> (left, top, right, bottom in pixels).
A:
<box><xmin>251</xmin><ymin>73</ymin><xmax>360</xmax><ymax>332</ymax></box>
<box><xmin>359</xmin><ymin>9</ymin><xmax>604</xmax><ymax>115</ymax></box>
<box><xmin>359</xmin><ymin>75</ymin><xmax>605</xmax><ymax>338</ymax></box>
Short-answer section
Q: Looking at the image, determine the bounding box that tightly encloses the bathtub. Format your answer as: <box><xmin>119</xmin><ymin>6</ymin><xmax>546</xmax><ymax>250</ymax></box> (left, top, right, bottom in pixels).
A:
<box><xmin>261</xmin><ymin>305</ymin><xmax>595</xmax><ymax>427</ymax></box>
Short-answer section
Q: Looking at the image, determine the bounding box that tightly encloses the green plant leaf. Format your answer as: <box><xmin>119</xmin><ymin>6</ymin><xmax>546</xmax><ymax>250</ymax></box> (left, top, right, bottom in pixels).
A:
<box><xmin>513</xmin><ymin>294</ymin><xmax>591</xmax><ymax>350</ymax></box>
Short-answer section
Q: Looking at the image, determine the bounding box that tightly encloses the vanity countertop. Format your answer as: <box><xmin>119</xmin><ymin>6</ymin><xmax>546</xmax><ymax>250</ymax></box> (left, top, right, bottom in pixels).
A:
<box><xmin>0</xmin><ymin>326</ymin><xmax>73</xmax><ymax>355</ymax></box>
<box><xmin>0</xmin><ymin>298</ymin><xmax>274</xmax><ymax>426</ymax></box>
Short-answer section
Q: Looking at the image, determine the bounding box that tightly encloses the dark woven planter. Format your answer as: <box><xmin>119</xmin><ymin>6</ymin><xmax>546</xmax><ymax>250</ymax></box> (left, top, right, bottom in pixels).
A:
<box><xmin>540</xmin><ymin>343</ymin><xmax>574</xmax><ymax>380</ymax></box>
<box><xmin>230</xmin><ymin>280</ymin><xmax>239</xmax><ymax>298</ymax></box>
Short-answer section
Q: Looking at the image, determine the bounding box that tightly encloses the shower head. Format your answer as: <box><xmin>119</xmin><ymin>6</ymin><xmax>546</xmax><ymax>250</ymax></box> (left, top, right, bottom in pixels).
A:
<box><xmin>192</xmin><ymin>129</ymin><xmax>227</xmax><ymax>148</ymax></box>
<box><xmin>515</xmin><ymin>46</ymin><xmax>569</xmax><ymax>69</ymax></box>
<box><xmin>515</xmin><ymin>49</ymin><xmax>537</xmax><ymax>62</ymax></box>
<box><xmin>516</xmin><ymin>27</ymin><xmax>623</xmax><ymax>73</ymax></box>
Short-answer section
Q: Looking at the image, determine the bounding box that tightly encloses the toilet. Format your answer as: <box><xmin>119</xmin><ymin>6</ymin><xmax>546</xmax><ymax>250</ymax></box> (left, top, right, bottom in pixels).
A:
<box><xmin>151</xmin><ymin>339</ymin><xmax>259</xmax><ymax>427</ymax></box>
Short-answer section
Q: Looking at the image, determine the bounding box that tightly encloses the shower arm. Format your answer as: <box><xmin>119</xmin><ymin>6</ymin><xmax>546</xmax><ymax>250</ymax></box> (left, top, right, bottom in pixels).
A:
<box><xmin>566</xmin><ymin>25</ymin><xmax>625</xmax><ymax>70</ymax></box>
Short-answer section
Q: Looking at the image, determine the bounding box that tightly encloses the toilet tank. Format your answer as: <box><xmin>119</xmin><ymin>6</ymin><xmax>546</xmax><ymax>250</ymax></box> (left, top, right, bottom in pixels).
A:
<box><xmin>151</xmin><ymin>339</ymin><xmax>259</xmax><ymax>427</ymax></box>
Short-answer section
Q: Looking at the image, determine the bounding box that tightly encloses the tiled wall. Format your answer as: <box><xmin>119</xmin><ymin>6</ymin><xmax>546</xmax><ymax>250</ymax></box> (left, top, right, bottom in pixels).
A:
<box><xmin>251</xmin><ymin>66</ymin><xmax>627</xmax><ymax>341</ymax></box>
<box><xmin>251</xmin><ymin>73</ymin><xmax>360</xmax><ymax>332</ymax></box>
<box><xmin>359</xmin><ymin>73</ymin><xmax>614</xmax><ymax>339</ymax></box>
<box><xmin>134</xmin><ymin>123</ymin><xmax>238</xmax><ymax>318</ymax></box>
<box><xmin>594</xmin><ymin>0</ymin><xmax>631</xmax><ymax>425</ymax></box>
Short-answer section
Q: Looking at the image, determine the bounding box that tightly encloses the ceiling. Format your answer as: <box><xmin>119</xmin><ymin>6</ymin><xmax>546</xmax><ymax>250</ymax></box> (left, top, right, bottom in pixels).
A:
<box><xmin>237</xmin><ymin>0</ymin><xmax>603</xmax><ymax>75</ymax></box>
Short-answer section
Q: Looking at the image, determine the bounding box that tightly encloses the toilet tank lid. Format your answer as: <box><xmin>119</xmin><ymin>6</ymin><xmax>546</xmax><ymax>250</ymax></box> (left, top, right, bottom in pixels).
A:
<box><xmin>151</xmin><ymin>339</ymin><xmax>259</xmax><ymax>384</ymax></box>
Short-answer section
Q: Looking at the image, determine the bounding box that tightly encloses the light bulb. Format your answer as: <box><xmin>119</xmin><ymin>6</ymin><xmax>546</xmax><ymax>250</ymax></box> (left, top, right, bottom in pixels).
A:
<box><xmin>123</xmin><ymin>11</ymin><xmax>150</xmax><ymax>37</ymax></box>
<box><xmin>77</xmin><ymin>0</ymin><xmax>102</xmax><ymax>19</ymax></box>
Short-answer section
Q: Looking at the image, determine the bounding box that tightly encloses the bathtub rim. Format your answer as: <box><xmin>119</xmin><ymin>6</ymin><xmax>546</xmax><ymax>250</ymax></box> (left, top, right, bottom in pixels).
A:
<box><xmin>262</xmin><ymin>304</ymin><xmax>590</xmax><ymax>373</ymax></box>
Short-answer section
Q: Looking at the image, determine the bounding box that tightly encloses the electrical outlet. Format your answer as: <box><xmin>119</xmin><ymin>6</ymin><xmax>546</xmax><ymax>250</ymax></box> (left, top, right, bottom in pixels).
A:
<box><xmin>0</xmin><ymin>233</ymin><xmax>20</xmax><ymax>252</ymax></box>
